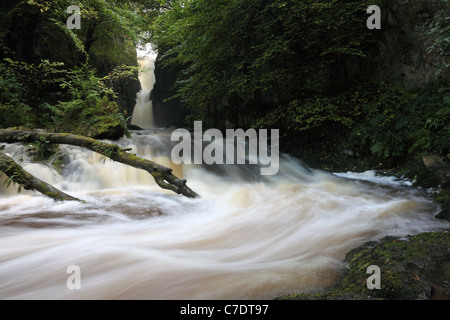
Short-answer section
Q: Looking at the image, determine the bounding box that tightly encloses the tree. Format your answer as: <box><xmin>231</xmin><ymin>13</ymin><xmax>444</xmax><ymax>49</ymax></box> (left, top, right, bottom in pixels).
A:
<box><xmin>151</xmin><ymin>0</ymin><xmax>378</xmax><ymax>129</ymax></box>
<box><xmin>0</xmin><ymin>148</ymin><xmax>81</xmax><ymax>201</ymax></box>
<box><xmin>427</xmin><ymin>0</ymin><xmax>450</xmax><ymax>76</ymax></box>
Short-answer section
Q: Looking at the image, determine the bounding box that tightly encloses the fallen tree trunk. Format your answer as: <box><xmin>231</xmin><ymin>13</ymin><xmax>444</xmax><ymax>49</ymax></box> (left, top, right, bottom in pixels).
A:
<box><xmin>0</xmin><ymin>150</ymin><xmax>81</xmax><ymax>201</ymax></box>
<box><xmin>0</xmin><ymin>128</ymin><xmax>199</xmax><ymax>199</ymax></box>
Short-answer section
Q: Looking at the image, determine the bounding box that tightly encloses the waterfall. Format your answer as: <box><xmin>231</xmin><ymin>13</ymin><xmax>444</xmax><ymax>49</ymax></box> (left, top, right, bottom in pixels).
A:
<box><xmin>131</xmin><ymin>53</ymin><xmax>156</xmax><ymax>129</ymax></box>
<box><xmin>0</xmin><ymin>132</ymin><xmax>448</xmax><ymax>299</ymax></box>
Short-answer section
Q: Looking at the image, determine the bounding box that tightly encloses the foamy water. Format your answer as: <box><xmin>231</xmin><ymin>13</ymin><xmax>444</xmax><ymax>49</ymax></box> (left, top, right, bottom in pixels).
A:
<box><xmin>0</xmin><ymin>132</ymin><xmax>448</xmax><ymax>299</ymax></box>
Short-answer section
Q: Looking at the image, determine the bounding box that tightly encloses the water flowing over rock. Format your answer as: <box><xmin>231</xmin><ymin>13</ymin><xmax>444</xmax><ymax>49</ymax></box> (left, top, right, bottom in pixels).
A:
<box><xmin>0</xmin><ymin>130</ymin><xmax>448</xmax><ymax>299</ymax></box>
<box><xmin>131</xmin><ymin>54</ymin><xmax>157</xmax><ymax>129</ymax></box>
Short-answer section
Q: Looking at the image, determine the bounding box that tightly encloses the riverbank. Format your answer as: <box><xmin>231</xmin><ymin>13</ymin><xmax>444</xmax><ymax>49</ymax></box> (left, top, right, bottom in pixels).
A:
<box><xmin>279</xmin><ymin>146</ymin><xmax>450</xmax><ymax>300</ymax></box>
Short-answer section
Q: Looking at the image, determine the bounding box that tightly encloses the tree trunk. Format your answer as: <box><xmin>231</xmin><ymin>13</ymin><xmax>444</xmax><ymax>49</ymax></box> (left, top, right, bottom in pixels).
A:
<box><xmin>0</xmin><ymin>128</ymin><xmax>199</xmax><ymax>199</ymax></box>
<box><xmin>0</xmin><ymin>150</ymin><xmax>81</xmax><ymax>202</ymax></box>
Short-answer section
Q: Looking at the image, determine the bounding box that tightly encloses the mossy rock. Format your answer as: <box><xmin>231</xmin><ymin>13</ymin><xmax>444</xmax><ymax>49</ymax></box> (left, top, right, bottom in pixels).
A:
<box><xmin>399</xmin><ymin>156</ymin><xmax>442</xmax><ymax>188</ymax></box>
<box><xmin>25</xmin><ymin>143</ymin><xmax>68</xmax><ymax>174</ymax></box>
<box><xmin>91</xmin><ymin>117</ymin><xmax>125</xmax><ymax>140</ymax></box>
<box><xmin>60</xmin><ymin>117</ymin><xmax>125</xmax><ymax>141</ymax></box>
<box><xmin>277</xmin><ymin>232</ymin><xmax>450</xmax><ymax>300</ymax></box>
<box><xmin>336</xmin><ymin>232</ymin><xmax>450</xmax><ymax>300</ymax></box>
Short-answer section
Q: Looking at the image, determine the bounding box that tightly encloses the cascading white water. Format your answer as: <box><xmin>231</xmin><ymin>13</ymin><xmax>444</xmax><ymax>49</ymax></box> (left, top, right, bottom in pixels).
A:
<box><xmin>0</xmin><ymin>131</ymin><xmax>448</xmax><ymax>299</ymax></box>
<box><xmin>130</xmin><ymin>54</ymin><xmax>156</xmax><ymax>129</ymax></box>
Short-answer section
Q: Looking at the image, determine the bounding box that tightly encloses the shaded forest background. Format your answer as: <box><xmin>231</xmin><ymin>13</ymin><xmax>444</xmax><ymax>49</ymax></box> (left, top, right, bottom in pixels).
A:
<box><xmin>0</xmin><ymin>0</ymin><xmax>448</xmax><ymax>170</ymax></box>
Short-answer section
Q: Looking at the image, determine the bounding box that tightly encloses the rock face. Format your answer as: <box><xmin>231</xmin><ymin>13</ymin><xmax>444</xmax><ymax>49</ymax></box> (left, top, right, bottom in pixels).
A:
<box><xmin>369</xmin><ymin>0</ymin><xmax>448</xmax><ymax>88</ymax></box>
<box><xmin>114</xmin><ymin>75</ymin><xmax>141</xmax><ymax>119</ymax></box>
<box><xmin>151</xmin><ymin>57</ymin><xmax>188</xmax><ymax>128</ymax></box>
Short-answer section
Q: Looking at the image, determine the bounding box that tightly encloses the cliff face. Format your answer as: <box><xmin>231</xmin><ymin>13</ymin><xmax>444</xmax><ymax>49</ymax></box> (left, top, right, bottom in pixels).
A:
<box><xmin>115</xmin><ymin>76</ymin><xmax>141</xmax><ymax>119</ymax></box>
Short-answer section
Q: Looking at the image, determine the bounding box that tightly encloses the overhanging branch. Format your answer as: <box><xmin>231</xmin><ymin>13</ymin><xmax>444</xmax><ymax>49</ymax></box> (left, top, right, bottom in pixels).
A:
<box><xmin>0</xmin><ymin>128</ymin><xmax>199</xmax><ymax>199</ymax></box>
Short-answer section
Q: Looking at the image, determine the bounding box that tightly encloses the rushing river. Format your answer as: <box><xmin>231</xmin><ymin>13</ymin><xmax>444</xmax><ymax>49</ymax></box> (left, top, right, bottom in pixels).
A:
<box><xmin>0</xmin><ymin>130</ymin><xmax>448</xmax><ymax>299</ymax></box>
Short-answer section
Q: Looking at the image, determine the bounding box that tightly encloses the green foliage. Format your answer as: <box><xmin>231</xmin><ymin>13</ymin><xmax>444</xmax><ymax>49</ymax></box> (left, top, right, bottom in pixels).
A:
<box><xmin>52</xmin><ymin>64</ymin><xmax>125</xmax><ymax>137</ymax></box>
<box><xmin>0</xmin><ymin>57</ymin><xmax>127</xmax><ymax>138</ymax></box>
<box><xmin>1</xmin><ymin>58</ymin><xmax>68</xmax><ymax>127</ymax></box>
<box><xmin>102</xmin><ymin>64</ymin><xmax>139</xmax><ymax>89</ymax></box>
<box><xmin>2</xmin><ymin>0</ymin><xmax>152</xmax><ymax>60</ymax></box>
<box><xmin>0</xmin><ymin>0</ymin><xmax>151</xmax><ymax>137</ymax></box>
<box><xmin>26</xmin><ymin>136</ymin><xmax>61</xmax><ymax>169</ymax></box>
<box><xmin>253</xmin><ymin>97</ymin><xmax>354</xmax><ymax>133</ymax></box>
<box><xmin>149</xmin><ymin>0</ymin><xmax>448</xmax><ymax>167</ymax></box>
<box><xmin>3</xmin><ymin>171</ymin><xmax>23</xmax><ymax>193</ymax></box>
<box><xmin>60</xmin><ymin>64</ymin><xmax>116</xmax><ymax>100</ymax></box>
<box><xmin>254</xmin><ymin>80</ymin><xmax>449</xmax><ymax>162</ymax></box>
<box><xmin>345</xmin><ymin>82</ymin><xmax>450</xmax><ymax>161</ymax></box>
<box><xmin>424</xmin><ymin>85</ymin><xmax>450</xmax><ymax>154</ymax></box>
<box><xmin>0</xmin><ymin>63</ymin><xmax>32</xmax><ymax>127</ymax></box>
<box><xmin>54</xmin><ymin>95</ymin><xmax>124</xmax><ymax>137</ymax></box>
<box><xmin>152</xmin><ymin>0</ymin><xmax>379</xmax><ymax>128</ymax></box>
<box><xmin>427</xmin><ymin>0</ymin><xmax>450</xmax><ymax>75</ymax></box>
<box><xmin>349</xmin><ymin>84</ymin><xmax>418</xmax><ymax>159</ymax></box>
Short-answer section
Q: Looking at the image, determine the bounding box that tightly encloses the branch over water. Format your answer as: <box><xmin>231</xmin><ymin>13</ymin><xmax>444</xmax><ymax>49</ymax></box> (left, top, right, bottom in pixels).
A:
<box><xmin>0</xmin><ymin>149</ymin><xmax>81</xmax><ymax>201</ymax></box>
<box><xmin>0</xmin><ymin>128</ymin><xmax>199</xmax><ymax>200</ymax></box>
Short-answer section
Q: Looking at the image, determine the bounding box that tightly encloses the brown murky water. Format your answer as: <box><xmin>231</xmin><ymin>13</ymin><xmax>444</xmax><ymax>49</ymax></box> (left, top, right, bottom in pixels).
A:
<box><xmin>0</xmin><ymin>132</ymin><xmax>448</xmax><ymax>299</ymax></box>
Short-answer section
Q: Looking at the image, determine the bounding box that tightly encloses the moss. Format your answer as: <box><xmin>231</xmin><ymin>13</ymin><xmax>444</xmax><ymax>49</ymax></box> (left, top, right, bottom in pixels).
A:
<box><xmin>56</xmin><ymin>107</ymin><xmax>125</xmax><ymax>140</ymax></box>
<box><xmin>277</xmin><ymin>232</ymin><xmax>450</xmax><ymax>300</ymax></box>
<box><xmin>49</xmin><ymin>151</ymin><xmax>66</xmax><ymax>174</ymax></box>
<box><xmin>24</xmin><ymin>142</ymin><xmax>68</xmax><ymax>174</ymax></box>
<box><xmin>275</xmin><ymin>292</ymin><xmax>326</xmax><ymax>300</ymax></box>
<box><xmin>91</xmin><ymin>116</ymin><xmax>125</xmax><ymax>140</ymax></box>
<box><xmin>434</xmin><ymin>182</ymin><xmax>450</xmax><ymax>221</ymax></box>
<box><xmin>92</xmin><ymin>143</ymin><xmax>121</xmax><ymax>160</ymax></box>
<box><xmin>33</xmin><ymin>17</ymin><xmax>86</xmax><ymax>68</ymax></box>
<box><xmin>336</xmin><ymin>232</ymin><xmax>450</xmax><ymax>300</ymax></box>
